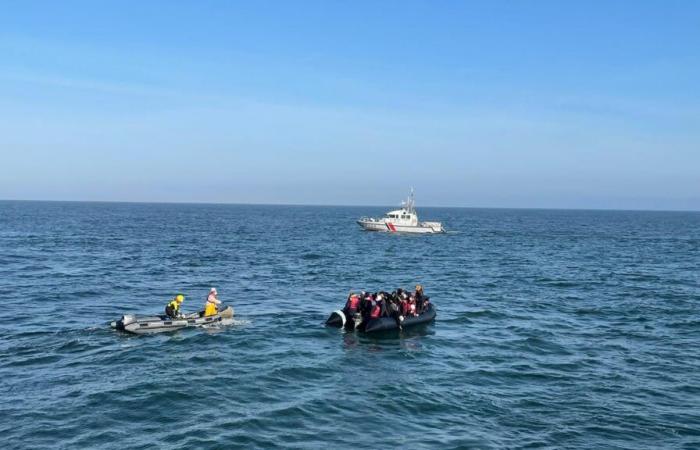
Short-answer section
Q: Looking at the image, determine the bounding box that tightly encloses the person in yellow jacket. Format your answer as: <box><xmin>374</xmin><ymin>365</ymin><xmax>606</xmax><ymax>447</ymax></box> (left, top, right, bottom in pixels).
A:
<box><xmin>165</xmin><ymin>294</ymin><xmax>185</xmax><ymax>318</ymax></box>
<box><xmin>204</xmin><ymin>288</ymin><xmax>221</xmax><ymax>316</ymax></box>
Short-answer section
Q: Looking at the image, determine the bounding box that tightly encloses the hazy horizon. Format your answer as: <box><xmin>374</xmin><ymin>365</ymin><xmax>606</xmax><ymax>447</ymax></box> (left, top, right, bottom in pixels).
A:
<box><xmin>2</xmin><ymin>197</ymin><xmax>699</xmax><ymax>213</ymax></box>
<box><xmin>1</xmin><ymin>2</ymin><xmax>699</xmax><ymax>211</ymax></box>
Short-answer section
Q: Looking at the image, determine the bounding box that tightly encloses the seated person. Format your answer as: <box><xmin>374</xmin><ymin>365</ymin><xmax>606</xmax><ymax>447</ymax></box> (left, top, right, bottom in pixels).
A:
<box><xmin>387</xmin><ymin>296</ymin><xmax>400</xmax><ymax>317</ymax></box>
<box><xmin>343</xmin><ymin>293</ymin><xmax>361</xmax><ymax>317</ymax></box>
<box><xmin>204</xmin><ymin>287</ymin><xmax>221</xmax><ymax>317</ymax></box>
<box><xmin>360</xmin><ymin>293</ymin><xmax>374</xmax><ymax>319</ymax></box>
<box><xmin>399</xmin><ymin>292</ymin><xmax>410</xmax><ymax>317</ymax></box>
<box><xmin>370</xmin><ymin>300</ymin><xmax>382</xmax><ymax>319</ymax></box>
<box><xmin>407</xmin><ymin>295</ymin><xmax>418</xmax><ymax>317</ymax></box>
<box><xmin>165</xmin><ymin>294</ymin><xmax>185</xmax><ymax>318</ymax></box>
<box><xmin>377</xmin><ymin>293</ymin><xmax>390</xmax><ymax>317</ymax></box>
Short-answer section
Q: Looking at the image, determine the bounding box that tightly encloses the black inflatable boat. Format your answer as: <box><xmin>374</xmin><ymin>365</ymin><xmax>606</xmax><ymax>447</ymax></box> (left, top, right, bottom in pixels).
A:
<box><xmin>326</xmin><ymin>303</ymin><xmax>436</xmax><ymax>333</ymax></box>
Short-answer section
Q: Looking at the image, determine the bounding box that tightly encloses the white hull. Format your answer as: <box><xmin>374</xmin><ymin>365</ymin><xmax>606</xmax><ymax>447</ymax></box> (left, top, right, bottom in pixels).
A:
<box><xmin>357</xmin><ymin>219</ymin><xmax>444</xmax><ymax>234</ymax></box>
<box><xmin>357</xmin><ymin>189</ymin><xmax>444</xmax><ymax>234</ymax></box>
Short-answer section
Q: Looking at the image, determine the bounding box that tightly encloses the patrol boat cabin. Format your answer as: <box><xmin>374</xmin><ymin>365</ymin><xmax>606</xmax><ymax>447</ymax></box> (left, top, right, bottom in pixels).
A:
<box><xmin>357</xmin><ymin>190</ymin><xmax>444</xmax><ymax>234</ymax></box>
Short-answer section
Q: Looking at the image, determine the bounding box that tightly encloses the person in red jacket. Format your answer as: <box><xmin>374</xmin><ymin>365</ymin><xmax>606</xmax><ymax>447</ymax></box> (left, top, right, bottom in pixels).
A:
<box><xmin>407</xmin><ymin>295</ymin><xmax>418</xmax><ymax>317</ymax></box>
<box><xmin>343</xmin><ymin>293</ymin><xmax>361</xmax><ymax>317</ymax></box>
<box><xmin>399</xmin><ymin>292</ymin><xmax>410</xmax><ymax>317</ymax></box>
<box><xmin>370</xmin><ymin>294</ymin><xmax>383</xmax><ymax>319</ymax></box>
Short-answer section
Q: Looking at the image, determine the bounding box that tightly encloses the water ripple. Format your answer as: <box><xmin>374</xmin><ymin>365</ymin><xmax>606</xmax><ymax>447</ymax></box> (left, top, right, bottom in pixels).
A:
<box><xmin>0</xmin><ymin>203</ymin><xmax>699</xmax><ymax>449</ymax></box>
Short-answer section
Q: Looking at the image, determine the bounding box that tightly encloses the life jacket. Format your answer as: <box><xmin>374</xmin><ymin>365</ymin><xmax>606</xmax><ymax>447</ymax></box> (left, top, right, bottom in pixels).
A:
<box><xmin>346</xmin><ymin>295</ymin><xmax>360</xmax><ymax>310</ymax></box>
<box><xmin>370</xmin><ymin>304</ymin><xmax>381</xmax><ymax>319</ymax></box>
<box><xmin>165</xmin><ymin>300</ymin><xmax>180</xmax><ymax>317</ymax></box>
<box><xmin>204</xmin><ymin>297</ymin><xmax>218</xmax><ymax>317</ymax></box>
<box><xmin>408</xmin><ymin>302</ymin><xmax>417</xmax><ymax>315</ymax></box>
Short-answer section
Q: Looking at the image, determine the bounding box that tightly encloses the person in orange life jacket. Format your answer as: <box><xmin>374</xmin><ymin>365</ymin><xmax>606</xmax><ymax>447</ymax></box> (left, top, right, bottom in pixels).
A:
<box><xmin>369</xmin><ymin>293</ymin><xmax>386</xmax><ymax>319</ymax></box>
<box><xmin>343</xmin><ymin>293</ymin><xmax>361</xmax><ymax>317</ymax></box>
<box><xmin>370</xmin><ymin>302</ymin><xmax>382</xmax><ymax>319</ymax></box>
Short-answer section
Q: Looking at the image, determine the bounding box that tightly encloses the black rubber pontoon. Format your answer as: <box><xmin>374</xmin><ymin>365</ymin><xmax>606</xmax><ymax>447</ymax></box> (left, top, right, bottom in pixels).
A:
<box><xmin>326</xmin><ymin>303</ymin><xmax>436</xmax><ymax>333</ymax></box>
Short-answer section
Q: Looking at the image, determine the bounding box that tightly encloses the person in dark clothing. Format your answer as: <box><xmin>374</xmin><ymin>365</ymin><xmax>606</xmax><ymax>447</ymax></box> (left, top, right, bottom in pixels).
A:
<box><xmin>385</xmin><ymin>294</ymin><xmax>402</xmax><ymax>328</ymax></box>
<box><xmin>414</xmin><ymin>284</ymin><xmax>426</xmax><ymax>313</ymax></box>
<box><xmin>387</xmin><ymin>296</ymin><xmax>400</xmax><ymax>316</ymax></box>
<box><xmin>165</xmin><ymin>294</ymin><xmax>184</xmax><ymax>318</ymax></box>
<box><xmin>376</xmin><ymin>293</ymin><xmax>388</xmax><ymax>317</ymax></box>
<box><xmin>361</xmin><ymin>293</ymin><xmax>375</xmax><ymax>320</ymax></box>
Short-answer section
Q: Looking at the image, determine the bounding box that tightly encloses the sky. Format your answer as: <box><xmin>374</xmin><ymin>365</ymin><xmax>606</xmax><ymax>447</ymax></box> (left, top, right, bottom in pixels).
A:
<box><xmin>1</xmin><ymin>1</ymin><xmax>699</xmax><ymax>210</ymax></box>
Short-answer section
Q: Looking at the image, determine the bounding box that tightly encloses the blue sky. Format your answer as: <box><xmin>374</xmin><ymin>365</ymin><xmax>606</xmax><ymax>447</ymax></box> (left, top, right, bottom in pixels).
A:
<box><xmin>1</xmin><ymin>1</ymin><xmax>699</xmax><ymax>209</ymax></box>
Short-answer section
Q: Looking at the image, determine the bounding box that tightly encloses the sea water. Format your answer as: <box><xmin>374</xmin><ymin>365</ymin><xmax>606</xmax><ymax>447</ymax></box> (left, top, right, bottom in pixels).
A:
<box><xmin>0</xmin><ymin>201</ymin><xmax>698</xmax><ymax>449</ymax></box>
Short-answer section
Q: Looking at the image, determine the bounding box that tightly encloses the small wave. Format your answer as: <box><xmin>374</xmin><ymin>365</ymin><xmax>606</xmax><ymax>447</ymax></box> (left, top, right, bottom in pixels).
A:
<box><xmin>535</xmin><ymin>278</ymin><xmax>582</xmax><ymax>288</ymax></box>
<box><xmin>2</xmin><ymin>354</ymin><xmax>62</xmax><ymax>368</ymax></box>
<box><xmin>232</xmin><ymin>318</ymin><xmax>251</xmax><ymax>326</ymax></box>
<box><xmin>460</xmin><ymin>309</ymin><xmax>507</xmax><ymax>319</ymax></box>
<box><xmin>575</xmin><ymin>307</ymin><xmax>603</xmax><ymax>315</ymax></box>
<box><xmin>300</xmin><ymin>253</ymin><xmax>325</xmax><ymax>260</ymax></box>
<box><xmin>666</xmin><ymin>319</ymin><xmax>700</xmax><ymax>329</ymax></box>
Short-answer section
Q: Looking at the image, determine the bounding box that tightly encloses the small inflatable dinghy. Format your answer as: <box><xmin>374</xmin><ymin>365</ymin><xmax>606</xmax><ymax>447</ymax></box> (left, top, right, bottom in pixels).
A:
<box><xmin>326</xmin><ymin>303</ymin><xmax>436</xmax><ymax>333</ymax></box>
<box><xmin>111</xmin><ymin>306</ymin><xmax>234</xmax><ymax>334</ymax></box>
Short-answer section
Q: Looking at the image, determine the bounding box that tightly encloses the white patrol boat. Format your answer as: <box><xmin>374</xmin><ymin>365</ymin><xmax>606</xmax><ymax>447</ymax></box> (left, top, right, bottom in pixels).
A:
<box><xmin>357</xmin><ymin>189</ymin><xmax>445</xmax><ymax>234</ymax></box>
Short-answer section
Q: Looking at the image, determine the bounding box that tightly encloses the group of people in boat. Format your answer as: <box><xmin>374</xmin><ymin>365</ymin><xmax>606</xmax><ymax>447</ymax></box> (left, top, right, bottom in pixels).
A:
<box><xmin>343</xmin><ymin>284</ymin><xmax>429</xmax><ymax>323</ymax></box>
<box><xmin>165</xmin><ymin>287</ymin><xmax>222</xmax><ymax>319</ymax></box>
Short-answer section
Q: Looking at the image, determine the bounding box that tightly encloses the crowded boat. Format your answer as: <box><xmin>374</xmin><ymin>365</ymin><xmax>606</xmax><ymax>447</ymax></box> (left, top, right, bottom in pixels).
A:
<box><xmin>326</xmin><ymin>284</ymin><xmax>436</xmax><ymax>332</ymax></box>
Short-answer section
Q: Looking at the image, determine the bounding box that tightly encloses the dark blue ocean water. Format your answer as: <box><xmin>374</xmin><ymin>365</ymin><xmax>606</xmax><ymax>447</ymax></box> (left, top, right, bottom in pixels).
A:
<box><xmin>1</xmin><ymin>201</ymin><xmax>699</xmax><ymax>449</ymax></box>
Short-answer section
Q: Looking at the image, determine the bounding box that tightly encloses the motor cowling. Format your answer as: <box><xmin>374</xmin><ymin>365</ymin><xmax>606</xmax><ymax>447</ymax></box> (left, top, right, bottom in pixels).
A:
<box><xmin>121</xmin><ymin>314</ymin><xmax>136</xmax><ymax>326</ymax></box>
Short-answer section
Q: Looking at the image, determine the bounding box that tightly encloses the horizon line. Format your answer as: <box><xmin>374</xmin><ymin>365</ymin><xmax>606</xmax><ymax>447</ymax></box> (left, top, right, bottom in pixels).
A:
<box><xmin>1</xmin><ymin>198</ymin><xmax>698</xmax><ymax>214</ymax></box>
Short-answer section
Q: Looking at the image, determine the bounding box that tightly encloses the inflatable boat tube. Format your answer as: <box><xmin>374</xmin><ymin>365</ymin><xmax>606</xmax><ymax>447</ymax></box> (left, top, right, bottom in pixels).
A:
<box><xmin>111</xmin><ymin>306</ymin><xmax>234</xmax><ymax>334</ymax></box>
<box><xmin>363</xmin><ymin>303</ymin><xmax>436</xmax><ymax>333</ymax></box>
<box><xmin>325</xmin><ymin>304</ymin><xmax>436</xmax><ymax>333</ymax></box>
<box><xmin>325</xmin><ymin>310</ymin><xmax>346</xmax><ymax>328</ymax></box>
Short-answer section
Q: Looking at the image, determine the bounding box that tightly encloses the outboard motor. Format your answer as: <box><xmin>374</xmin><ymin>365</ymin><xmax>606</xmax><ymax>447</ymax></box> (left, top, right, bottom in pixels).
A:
<box><xmin>112</xmin><ymin>314</ymin><xmax>136</xmax><ymax>331</ymax></box>
<box><xmin>121</xmin><ymin>314</ymin><xmax>136</xmax><ymax>326</ymax></box>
